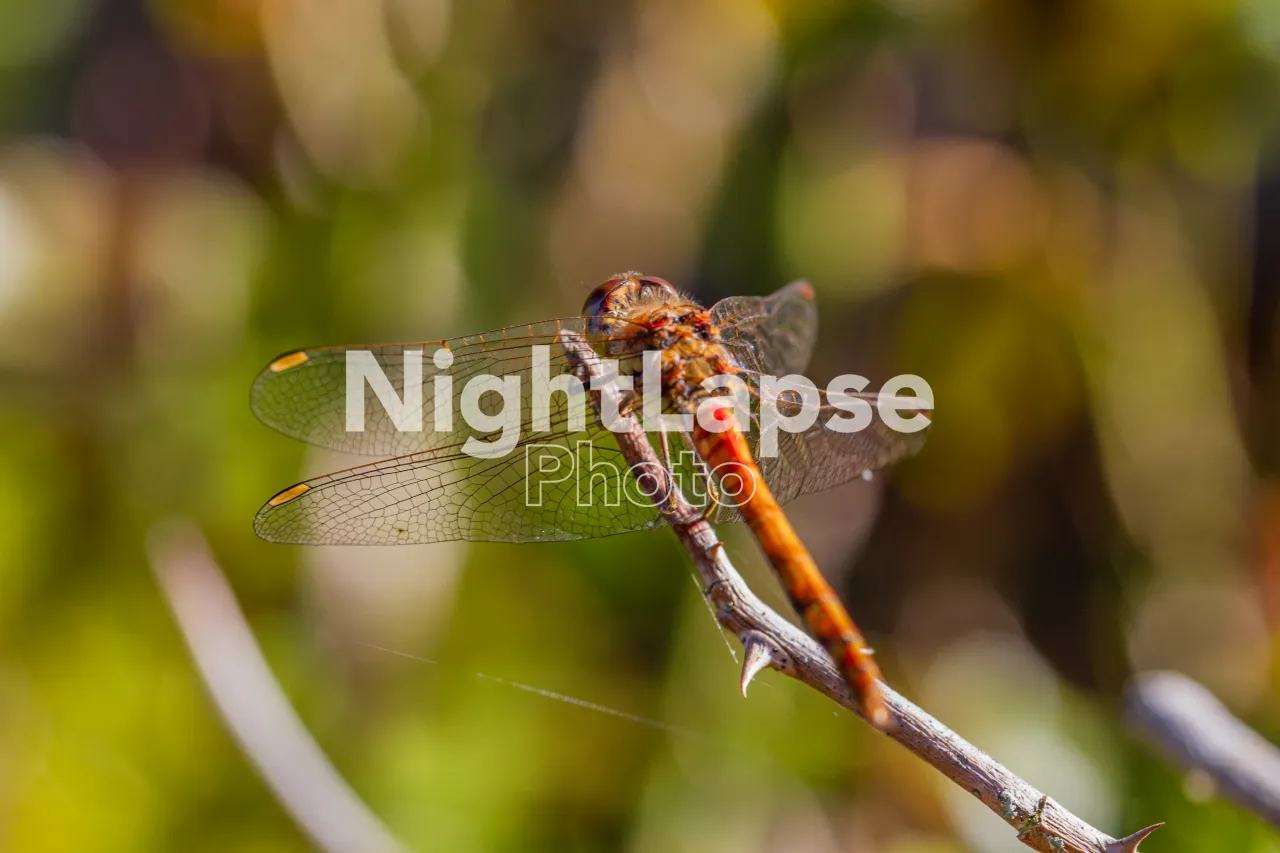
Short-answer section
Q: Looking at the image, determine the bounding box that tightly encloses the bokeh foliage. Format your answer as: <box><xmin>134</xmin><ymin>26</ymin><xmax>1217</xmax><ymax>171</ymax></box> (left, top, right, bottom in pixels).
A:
<box><xmin>2</xmin><ymin>0</ymin><xmax>1280</xmax><ymax>850</ymax></box>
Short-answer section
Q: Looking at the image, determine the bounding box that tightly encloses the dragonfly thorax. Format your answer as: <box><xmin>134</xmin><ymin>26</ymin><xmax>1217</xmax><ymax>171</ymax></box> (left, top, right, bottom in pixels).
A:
<box><xmin>629</xmin><ymin>309</ymin><xmax>737</xmax><ymax>413</ymax></box>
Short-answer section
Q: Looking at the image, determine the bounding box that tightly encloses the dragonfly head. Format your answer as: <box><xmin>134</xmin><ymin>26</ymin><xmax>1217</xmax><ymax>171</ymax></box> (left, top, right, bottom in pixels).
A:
<box><xmin>584</xmin><ymin>273</ymin><xmax>686</xmax><ymax>349</ymax></box>
<box><xmin>584</xmin><ymin>273</ymin><xmax>709</xmax><ymax>360</ymax></box>
<box><xmin>583</xmin><ymin>273</ymin><xmax>681</xmax><ymax>320</ymax></box>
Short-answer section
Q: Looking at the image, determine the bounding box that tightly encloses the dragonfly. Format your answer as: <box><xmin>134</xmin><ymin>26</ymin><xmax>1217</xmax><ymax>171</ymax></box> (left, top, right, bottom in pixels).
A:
<box><xmin>252</xmin><ymin>274</ymin><xmax>929</xmax><ymax>727</ymax></box>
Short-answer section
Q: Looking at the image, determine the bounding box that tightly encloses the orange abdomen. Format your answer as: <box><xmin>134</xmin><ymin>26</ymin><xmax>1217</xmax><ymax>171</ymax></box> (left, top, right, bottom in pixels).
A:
<box><xmin>693</xmin><ymin>416</ymin><xmax>890</xmax><ymax>728</ymax></box>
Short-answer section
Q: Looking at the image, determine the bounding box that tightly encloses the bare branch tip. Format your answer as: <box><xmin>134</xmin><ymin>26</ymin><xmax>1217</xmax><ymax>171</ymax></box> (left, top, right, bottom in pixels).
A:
<box><xmin>1104</xmin><ymin>823</ymin><xmax>1163</xmax><ymax>853</ymax></box>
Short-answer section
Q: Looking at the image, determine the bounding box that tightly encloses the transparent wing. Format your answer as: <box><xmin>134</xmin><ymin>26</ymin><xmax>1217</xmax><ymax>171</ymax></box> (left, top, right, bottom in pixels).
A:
<box><xmin>254</xmin><ymin>426</ymin><xmax>665</xmax><ymax>545</ymax></box>
<box><xmin>254</xmin><ymin>396</ymin><xmax>928</xmax><ymax>543</ymax></box>
<box><xmin>251</xmin><ymin>317</ymin><xmax>646</xmax><ymax>458</ymax></box>
<box><xmin>710</xmin><ymin>280</ymin><xmax>818</xmax><ymax>377</ymax></box>
<box><xmin>760</xmin><ymin>405</ymin><xmax>927</xmax><ymax>504</ymax></box>
<box><xmin>254</xmin><ymin>281</ymin><xmax>926</xmax><ymax>542</ymax></box>
<box><xmin>710</xmin><ymin>393</ymin><xmax>930</xmax><ymax>522</ymax></box>
<box><xmin>711</xmin><ymin>281</ymin><xmax>927</xmax><ymax>510</ymax></box>
<box><xmin>254</xmin><ymin>283</ymin><xmax>813</xmax><ymax>459</ymax></box>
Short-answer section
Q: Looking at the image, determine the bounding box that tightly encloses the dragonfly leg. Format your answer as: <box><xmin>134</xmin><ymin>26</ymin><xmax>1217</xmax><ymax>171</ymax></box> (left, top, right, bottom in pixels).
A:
<box><xmin>701</xmin><ymin>469</ymin><xmax>722</xmax><ymax>521</ymax></box>
<box><xmin>657</xmin><ymin>429</ymin><xmax>672</xmax><ymax>471</ymax></box>
<box><xmin>701</xmin><ymin>487</ymin><xmax>721</xmax><ymax>521</ymax></box>
<box><xmin>681</xmin><ymin>431</ymin><xmax>721</xmax><ymax>520</ymax></box>
<box><xmin>655</xmin><ymin>431</ymin><xmax>681</xmax><ymax>514</ymax></box>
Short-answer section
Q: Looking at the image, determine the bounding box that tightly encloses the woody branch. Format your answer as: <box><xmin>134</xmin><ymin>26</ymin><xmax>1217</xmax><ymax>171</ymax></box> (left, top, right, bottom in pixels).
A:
<box><xmin>558</xmin><ymin>330</ymin><xmax>1162</xmax><ymax>853</ymax></box>
<box><xmin>1126</xmin><ymin>670</ymin><xmax>1280</xmax><ymax>828</ymax></box>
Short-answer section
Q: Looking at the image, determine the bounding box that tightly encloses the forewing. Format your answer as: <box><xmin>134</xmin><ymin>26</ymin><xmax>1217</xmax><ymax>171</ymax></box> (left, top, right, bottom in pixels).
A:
<box><xmin>251</xmin><ymin>318</ymin><xmax>638</xmax><ymax>457</ymax></box>
<box><xmin>254</xmin><ymin>429</ymin><xmax>664</xmax><ymax>545</ymax></box>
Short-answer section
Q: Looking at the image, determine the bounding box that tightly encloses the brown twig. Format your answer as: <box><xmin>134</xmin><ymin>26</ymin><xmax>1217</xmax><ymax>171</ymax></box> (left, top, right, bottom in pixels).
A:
<box><xmin>148</xmin><ymin>522</ymin><xmax>407</xmax><ymax>853</ymax></box>
<box><xmin>1126</xmin><ymin>670</ymin><xmax>1280</xmax><ymax>828</ymax></box>
<box><xmin>559</xmin><ymin>331</ymin><xmax>1162</xmax><ymax>853</ymax></box>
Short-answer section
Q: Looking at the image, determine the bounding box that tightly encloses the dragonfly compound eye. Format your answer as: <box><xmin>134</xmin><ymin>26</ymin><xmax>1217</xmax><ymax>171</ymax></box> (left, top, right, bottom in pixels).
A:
<box><xmin>637</xmin><ymin>276</ymin><xmax>678</xmax><ymax>300</ymax></box>
<box><xmin>582</xmin><ymin>276</ymin><xmax>632</xmax><ymax>318</ymax></box>
<box><xmin>582</xmin><ymin>273</ymin><xmax>680</xmax><ymax>318</ymax></box>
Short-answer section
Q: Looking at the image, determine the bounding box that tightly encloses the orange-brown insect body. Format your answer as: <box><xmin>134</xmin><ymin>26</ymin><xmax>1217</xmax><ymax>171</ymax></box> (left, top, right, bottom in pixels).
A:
<box><xmin>584</xmin><ymin>272</ymin><xmax>738</xmax><ymax>410</ymax></box>
<box><xmin>583</xmin><ymin>273</ymin><xmax>889</xmax><ymax>727</ymax></box>
<box><xmin>692</xmin><ymin>413</ymin><xmax>888</xmax><ymax>727</ymax></box>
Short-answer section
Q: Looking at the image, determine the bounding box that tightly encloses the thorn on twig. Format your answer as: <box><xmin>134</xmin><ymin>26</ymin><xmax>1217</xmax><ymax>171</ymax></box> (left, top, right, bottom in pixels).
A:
<box><xmin>1103</xmin><ymin>823</ymin><xmax>1163</xmax><ymax>853</ymax></box>
<box><xmin>740</xmin><ymin>631</ymin><xmax>783</xmax><ymax>697</ymax></box>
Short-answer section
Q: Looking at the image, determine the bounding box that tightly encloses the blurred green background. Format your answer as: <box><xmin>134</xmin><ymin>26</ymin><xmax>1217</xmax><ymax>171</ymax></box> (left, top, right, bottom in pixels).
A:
<box><xmin>3</xmin><ymin>0</ymin><xmax>1280</xmax><ymax>850</ymax></box>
